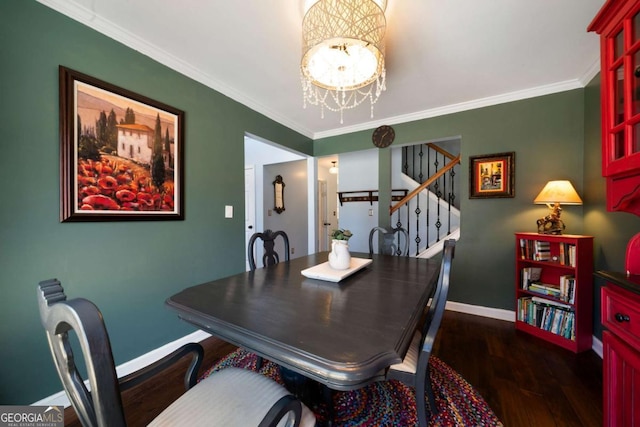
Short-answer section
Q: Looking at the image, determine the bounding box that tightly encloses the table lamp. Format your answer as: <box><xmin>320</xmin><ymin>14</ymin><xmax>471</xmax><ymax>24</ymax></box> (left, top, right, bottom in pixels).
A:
<box><xmin>533</xmin><ymin>180</ymin><xmax>583</xmax><ymax>234</ymax></box>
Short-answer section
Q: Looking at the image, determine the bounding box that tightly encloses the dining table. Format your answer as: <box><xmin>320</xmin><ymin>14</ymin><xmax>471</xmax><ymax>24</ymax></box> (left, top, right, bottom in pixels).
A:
<box><xmin>166</xmin><ymin>252</ymin><xmax>440</xmax><ymax>392</ymax></box>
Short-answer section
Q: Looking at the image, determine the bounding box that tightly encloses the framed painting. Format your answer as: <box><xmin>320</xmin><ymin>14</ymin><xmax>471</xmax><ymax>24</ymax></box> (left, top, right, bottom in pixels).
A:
<box><xmin>59</xmin><ymin>66</ymin><xmax>184</xmax><ymax>221</ymax></box>
<box><xmin>469</xmin><ymin>152</ymin><xmax>515</xmax><ymax>199</ymax></box>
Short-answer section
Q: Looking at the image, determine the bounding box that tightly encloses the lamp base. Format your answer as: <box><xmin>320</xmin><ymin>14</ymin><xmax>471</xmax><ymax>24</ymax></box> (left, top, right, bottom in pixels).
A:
<box><xmin>536</xmin><ymin>217</ymin><xmax>565</xmax><ymax>235</ymax></box>
<box><xmin>537</xmin><ymin>203</ymin><xmax>566</xmax><ymax>235</ymax></box>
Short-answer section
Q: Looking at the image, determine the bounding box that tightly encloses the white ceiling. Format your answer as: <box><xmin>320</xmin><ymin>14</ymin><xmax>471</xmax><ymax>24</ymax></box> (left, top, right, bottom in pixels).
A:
<box><xmin>38</xmin><ymin>0</ymin><xmax>605</xmax><ymax>140</ymax></box>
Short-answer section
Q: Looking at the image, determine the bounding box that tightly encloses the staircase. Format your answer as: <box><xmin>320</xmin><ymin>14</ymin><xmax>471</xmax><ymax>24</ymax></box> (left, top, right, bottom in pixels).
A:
<box><xmin>390</xmin><ymin>143</ymin><xmax>461</xmax><ymax>258</ymax></box>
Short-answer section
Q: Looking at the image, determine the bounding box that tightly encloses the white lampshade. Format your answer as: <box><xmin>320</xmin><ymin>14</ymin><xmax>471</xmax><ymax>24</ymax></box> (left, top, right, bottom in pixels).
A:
<box><xmin>534</xmin><ymin>180</ymin><xmax>583</xmax><ymax>205</ymax></box>
<box><xmin>329</xmin><ymin>161</ymin><xmax>338</xmax><ymax>174</ymax></box>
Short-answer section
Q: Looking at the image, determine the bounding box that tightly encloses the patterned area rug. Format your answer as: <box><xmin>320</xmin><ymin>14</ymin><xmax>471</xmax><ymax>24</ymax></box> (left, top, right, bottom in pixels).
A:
<box><xmin>200</xmin><ymin>348</ymin><xmax>503</xmax><ymax>427</ymax></box>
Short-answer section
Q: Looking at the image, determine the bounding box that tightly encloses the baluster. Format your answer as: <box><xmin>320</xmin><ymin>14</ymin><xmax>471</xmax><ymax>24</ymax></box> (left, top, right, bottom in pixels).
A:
<box><xmin>448</xmin><ymin>166</ymin><xmax>456</xmax><ymax>234</ymax></box>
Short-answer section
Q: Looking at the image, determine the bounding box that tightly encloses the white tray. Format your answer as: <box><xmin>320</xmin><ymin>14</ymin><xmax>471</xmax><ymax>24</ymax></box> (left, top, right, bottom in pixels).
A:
<box><xmin>301</xmin><ymin>257</ymin><xmax>373</xmax><ymax>282</ymax></box>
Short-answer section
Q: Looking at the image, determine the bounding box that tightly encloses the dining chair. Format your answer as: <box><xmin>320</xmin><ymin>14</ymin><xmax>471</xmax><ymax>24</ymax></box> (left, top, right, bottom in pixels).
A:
<box><xmin>247</xmin><ymin>229</ymin><xmax>291</xmax><ymax>369</ymax></box>
<box><xmin>248</xmin><ymin>229</ymin><xmax>291</xmax><ymax>271</ymax></box>
<box><xmin>37</xmin><ymin>278</ymin><xmax>315</xmax><ymax>427</ymax></box>
<box><xmin>385</xmin><ymin>239</ymin><xmax>456</xmax><ymax>427</ymax></box>
<box><xmin>368</xmin><ymin>226</ymin><xmax>410</xmax><ymax>256</ymax></box>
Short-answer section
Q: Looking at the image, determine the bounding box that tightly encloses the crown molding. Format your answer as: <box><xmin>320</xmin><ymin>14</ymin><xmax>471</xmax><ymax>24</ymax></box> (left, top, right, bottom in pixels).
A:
<box><xmin>36</xmin><ymin>0</ymin><xmax>315</xmax><ymax>139</ymax></box>
<box><xmin>313</xmin><ymin>78</ymin><xmax>587</xmax><ymax>139</ymax></box>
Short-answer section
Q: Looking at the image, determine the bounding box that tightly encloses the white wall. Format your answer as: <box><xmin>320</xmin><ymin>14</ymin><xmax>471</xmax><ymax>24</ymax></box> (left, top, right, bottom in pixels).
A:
<box><xmin>244</xmin><ymin>135</ymin><xmax>309</xmax><ymax>265</ymax></box>
<box><xmin>263</xmin><ymin>160</ymin><xmax>309</xmax><ymax>259</ymax></box>
<box><xmin>336</xmin><ymin>149</ymin><xmax>379</xmax><ymax>253</ymax></box>
<box><xmin>317</xmin><ymin>159</ymin><xmax>339</xmax><ymax>251</ymax></box>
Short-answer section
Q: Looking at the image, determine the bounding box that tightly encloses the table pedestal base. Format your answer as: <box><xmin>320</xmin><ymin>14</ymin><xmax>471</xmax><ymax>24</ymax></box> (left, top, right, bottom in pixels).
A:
<box><xmin>280</xmin><ymin>366</ymin><xmax>334</xmax><ymax>426</ymax></box>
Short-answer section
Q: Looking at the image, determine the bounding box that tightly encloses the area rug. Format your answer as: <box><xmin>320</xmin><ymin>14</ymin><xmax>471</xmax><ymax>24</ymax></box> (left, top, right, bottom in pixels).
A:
<box><xmin>200</xmin><ymin>348</ymin><xmax>503</xmax><ymax>426</ymax></box>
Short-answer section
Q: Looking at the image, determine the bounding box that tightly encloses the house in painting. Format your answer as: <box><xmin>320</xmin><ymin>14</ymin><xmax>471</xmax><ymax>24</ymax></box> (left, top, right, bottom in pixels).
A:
<box><xmin>116</xmin><ymin>123</ymin><xmax>154</xmax><ymax>165</ymax></box>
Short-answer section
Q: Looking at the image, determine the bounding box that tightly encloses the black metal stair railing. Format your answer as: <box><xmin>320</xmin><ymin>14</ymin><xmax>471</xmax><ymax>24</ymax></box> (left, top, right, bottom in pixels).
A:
<box><xmin>394</xmin><ymin>143</ymin><xmax>460</xmax><ymax>256</ymax></box>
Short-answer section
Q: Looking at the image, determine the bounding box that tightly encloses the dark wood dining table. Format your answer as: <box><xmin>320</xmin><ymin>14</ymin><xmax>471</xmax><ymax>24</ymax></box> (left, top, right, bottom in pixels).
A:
<box><xmin>166</xmin><ymin>252</ymin><xmax>440</xmax><ymax>391</ymax></box>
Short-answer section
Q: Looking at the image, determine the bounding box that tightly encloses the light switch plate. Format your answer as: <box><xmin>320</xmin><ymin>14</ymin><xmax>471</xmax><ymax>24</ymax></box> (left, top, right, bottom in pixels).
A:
<box><xmin>225</xmin><ymin>205</ymin><xmax>233</xmax><ymax>218</ymax></box>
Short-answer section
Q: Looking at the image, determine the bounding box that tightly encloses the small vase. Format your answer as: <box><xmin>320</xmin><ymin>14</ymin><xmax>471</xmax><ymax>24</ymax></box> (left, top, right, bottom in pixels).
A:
<box><xmin>328</xmin><ymin>239</ymin><xmax>351</xmax><ymax>270</ymax></box>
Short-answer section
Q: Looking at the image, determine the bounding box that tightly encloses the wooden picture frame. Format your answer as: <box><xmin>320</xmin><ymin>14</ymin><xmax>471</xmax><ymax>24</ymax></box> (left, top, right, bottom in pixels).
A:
<box><xmin>469</xmin><ymin>152</ymin><xmax>515</xmax><ymax>199</ymax></box>
<box><xmin>59</xmin><ymin>66</ymin><xmax>184</xmax><ymax>221</ymax></box>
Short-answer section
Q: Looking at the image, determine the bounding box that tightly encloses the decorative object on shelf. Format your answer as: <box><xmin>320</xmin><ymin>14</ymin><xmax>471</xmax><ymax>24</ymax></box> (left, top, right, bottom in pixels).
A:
<box><xmin>273</xmin><ymin>175</ymin><xmax>285</xmax><ymax>214</ymax></box>
<box><xmin>372</xmin><ymin>125</ymin><xmax>395</xmax><ymax>148</ymax></box>
<box><xmin>329</xmin><ymin>229</ymin><xmax>352</xmax><ymax>270</ymax></box>
<box><xmin>59</xmin><ymin>66</ymin><xmax>184</xmax><ymax>222</ymax></box>
<box><xmin>329</xmin><ymin>161</ymin><xmax>339</xmax><ymax>174</ymax></box>
<box><xmin>301</xmin><ymin>0</ymin><xmax>387</xmax><ymax>123</ymax></box>
<box><xmin>468</xmin><ymin>152</ymin><xmax>515</xmax><ymax>199</ymax></box>
<box><xmin>533</xmin><ymin>180</ymin><xmax>582</xmax><ymax>235</ymax></box>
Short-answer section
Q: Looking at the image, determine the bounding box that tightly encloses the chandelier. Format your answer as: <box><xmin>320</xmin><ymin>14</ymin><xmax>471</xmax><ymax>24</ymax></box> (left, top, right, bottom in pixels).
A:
<box><xmin>301</xmin><ymin>0</ymin><xmax>387</xmax><ymax>123</ymax></box>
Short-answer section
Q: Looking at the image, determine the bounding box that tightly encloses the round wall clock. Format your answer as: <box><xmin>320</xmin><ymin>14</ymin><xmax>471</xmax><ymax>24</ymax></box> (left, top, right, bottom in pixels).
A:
<box><xmin>372</xmin><ymin>125</ymin><xmax>395</xmax><ymax>148</ymax></box>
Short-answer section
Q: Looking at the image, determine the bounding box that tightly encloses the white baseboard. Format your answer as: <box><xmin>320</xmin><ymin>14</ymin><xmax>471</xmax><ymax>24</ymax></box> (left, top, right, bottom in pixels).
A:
<box><xmin>592</xmin><ymin>336</ymin><xmax>603</xmax><ymax>359</ymax></box>
<box><xmin>35</xmin><ymin>302</ymin><xmax>604</xmax><ymax>406</ymax></box>
<box><xmin>446</xmin><ymin>300</ymin><xmax>515</xmax><ymax>322</ymax></box>
<box><xmin>33</xmin><ymin>330</ymin><xmax>212</xmax><ymax>407</ymax></box>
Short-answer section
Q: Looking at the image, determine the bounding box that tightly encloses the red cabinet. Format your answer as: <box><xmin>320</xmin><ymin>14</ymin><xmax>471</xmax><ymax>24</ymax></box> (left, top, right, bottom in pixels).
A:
<box><xmin>599</xmin><ymin>277</ymin><xmax>640</xmax><ymax>427</ymax></box>
<box><xmin>589</xmin><ymin>0</ymin><xmax>640</xmax><ymax>216</ymax></box>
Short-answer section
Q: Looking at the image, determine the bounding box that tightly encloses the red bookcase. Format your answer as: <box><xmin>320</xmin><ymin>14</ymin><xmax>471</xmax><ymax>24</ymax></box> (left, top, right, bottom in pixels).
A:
<box><xmin>514</xmin><ymin>233</ymin><xmax>594</xmax><ymax>353</ymax></box>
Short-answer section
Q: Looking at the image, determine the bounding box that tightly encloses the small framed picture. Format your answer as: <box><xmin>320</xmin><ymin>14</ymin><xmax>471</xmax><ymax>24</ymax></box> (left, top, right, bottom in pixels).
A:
<box><xmin>469</xmin><ymin>152</ymin><xmax>515</xmax><ymax>199</ymax></box>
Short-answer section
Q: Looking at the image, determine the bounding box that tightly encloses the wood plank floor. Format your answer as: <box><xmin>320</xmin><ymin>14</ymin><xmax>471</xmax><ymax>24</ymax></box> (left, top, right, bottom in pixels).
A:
<box><xmin>63</xmin><ymin>310</ymin><xmax>602</xmax><ymax>426</ymax></box>
<box><xmin>434</xmin><ymin>311</ymin><xmax>602</xmax><ymax>426</ymax></box>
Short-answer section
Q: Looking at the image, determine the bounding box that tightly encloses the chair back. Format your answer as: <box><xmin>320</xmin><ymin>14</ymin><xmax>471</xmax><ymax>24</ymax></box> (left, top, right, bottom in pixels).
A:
<box><xmin>37</xmin><ymin>279</ymin><xmax>127</xmax><ymax>427</ymax></box>
<box><xmin>369</xmin><ymin>226</ymin><xmax>409</xmax><ymax>256</ymax></box>
<box><xmin>413</xmin><ymin>239</ymin><xmax>455</xmax><ymax>425</ymax></box>
<box><xmin>248</xmin><ymin>229</ymin><xmax>290</xmax><ymax>270</ymax></box>
<box><xmin>419</xmin><ymin>239</ymin><xmax>455</xmax><ymax>352</ymax></box>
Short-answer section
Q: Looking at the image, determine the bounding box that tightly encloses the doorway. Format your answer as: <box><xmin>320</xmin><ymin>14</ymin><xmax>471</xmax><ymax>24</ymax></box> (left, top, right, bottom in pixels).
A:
<box><xmin>244</xmin><ymin>166</ymin><xmax>255</xmax><ymax>271</ymax></box>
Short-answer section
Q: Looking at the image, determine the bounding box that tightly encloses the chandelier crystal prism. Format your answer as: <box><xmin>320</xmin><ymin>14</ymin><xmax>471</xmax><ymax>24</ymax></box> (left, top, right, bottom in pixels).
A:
<box><xmin>301</xmin><ymin>0</ymin><xmax>387</xmax><ymax>123</ymax></box>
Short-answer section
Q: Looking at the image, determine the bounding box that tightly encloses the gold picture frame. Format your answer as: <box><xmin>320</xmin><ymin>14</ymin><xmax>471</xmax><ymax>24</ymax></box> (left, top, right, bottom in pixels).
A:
<box><xmin>469</xmin><ymin>152</ymin><xmax>515</xmax><ymax>199</ymax></box>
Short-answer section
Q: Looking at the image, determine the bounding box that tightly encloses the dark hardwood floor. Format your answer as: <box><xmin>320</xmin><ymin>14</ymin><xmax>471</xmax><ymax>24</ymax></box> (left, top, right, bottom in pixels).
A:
<box><xmin>434</xmin><ymin>311</ymin><xmax>602</xmax><ymax>426</ymax></box>
<box><xmin>63</xmin><ymin>310</ymin><xmax>602</xmax><ymax>426</ymax></box>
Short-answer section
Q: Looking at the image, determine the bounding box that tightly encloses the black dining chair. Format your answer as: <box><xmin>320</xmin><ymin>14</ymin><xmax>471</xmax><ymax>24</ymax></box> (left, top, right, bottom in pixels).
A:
<box><xmin>248</xmin><ymin>229</ymin><xmax>291</xmax><ymax>271</ymax></box>
<box><xmin>369</xmin><ymin>226</ymin><xmax>410</xmax><ymax>256</ymax></box>
<box><xmin>385</xmin><ymin>239</ymin><xmax>456</xmax><ymax>427</ymax></box>
<box><xmin>37</xmin><ymin>278</ymin><xmax>315</xmax><ymax>427</ymax></box>
<box><xmin>247</xmin><ymin>229</ymin><xmax>291</xmax><ymax>369</ymax></box>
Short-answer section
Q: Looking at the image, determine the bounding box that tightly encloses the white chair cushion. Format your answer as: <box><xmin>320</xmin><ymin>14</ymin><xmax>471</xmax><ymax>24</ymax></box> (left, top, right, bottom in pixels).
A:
<box><xmin>149</xmin><ymin>367</ymin><xmax>316</xmax><ymax>427</ymax></box>
<box><xmin>389</xmin><ymin>330</ymin><xmax>421</xmax><ymax>374</ymax></box>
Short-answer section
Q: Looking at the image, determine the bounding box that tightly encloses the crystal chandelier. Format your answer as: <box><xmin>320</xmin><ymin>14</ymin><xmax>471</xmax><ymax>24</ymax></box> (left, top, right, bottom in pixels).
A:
<box><xmin>301</xmin><ymin>0</ymin><xmax>387</xmax><ymax>123</ymax></box>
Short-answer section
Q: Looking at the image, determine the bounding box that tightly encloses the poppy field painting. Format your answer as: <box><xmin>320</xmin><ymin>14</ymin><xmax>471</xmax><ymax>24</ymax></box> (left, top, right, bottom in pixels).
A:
<box><xmin>59</xmin><ymin>66</ymin><xmax>184</xmax><ymax>221</ymax></box>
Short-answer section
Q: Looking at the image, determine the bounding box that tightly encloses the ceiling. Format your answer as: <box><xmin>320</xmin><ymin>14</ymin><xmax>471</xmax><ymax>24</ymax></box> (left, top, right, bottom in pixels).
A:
<box><xmin>39</xmin><ymin>0</ymin><xmax>605</xmax><ymax>140</ymax></box>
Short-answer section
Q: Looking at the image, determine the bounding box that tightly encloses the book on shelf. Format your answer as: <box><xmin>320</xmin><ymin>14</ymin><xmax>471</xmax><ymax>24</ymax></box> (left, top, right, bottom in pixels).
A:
<box><xmin>517</xmin><ymin>296</ymin><xmax>575</xmax><ymax>340</ymax></box>
<box><xmin>534</xmin><ymin>240</ymin><xmax>551</xmax><ymax>261</ymax></box>
<box><xmin>558</xmin><ymin>243</ymin><xmax>577</xmax><ymax>267</ymax></box>
<box><xmin>531</xmin><ymin>296</ymin><xmax>572</xmax><ymax>310</ymax></box>
<box><xmin>528</xmin><ymin>282</ymin><xmax>561</xmax><ymax>298</ymax></box>
<box><xmin>559</xmin><ymin>275</ymin><xmax>576</xmax><ymax>304</ymax></box>
<box><xmin>521</xmin><ymin>267</ymin><xmax>542</xmax><ymax>289</ymax></box>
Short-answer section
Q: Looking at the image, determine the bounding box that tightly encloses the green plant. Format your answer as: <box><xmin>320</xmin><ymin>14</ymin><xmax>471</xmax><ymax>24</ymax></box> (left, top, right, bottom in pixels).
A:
<box><xmin>331</xmin><ymin>229</ymin><xmax>353</xmax><ymax>241</ymax></box>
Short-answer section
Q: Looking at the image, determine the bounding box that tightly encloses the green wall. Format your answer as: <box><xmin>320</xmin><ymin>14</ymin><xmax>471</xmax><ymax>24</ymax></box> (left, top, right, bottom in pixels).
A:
<box><xmin>0</xmin><ymin>1</ymin><xmax>311</xmax><ymax>404</ymax></box>
<box><xmin>316</xmin><ymin>90</ymin><xmax>588</xmax><ymax>310</ymax></box>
